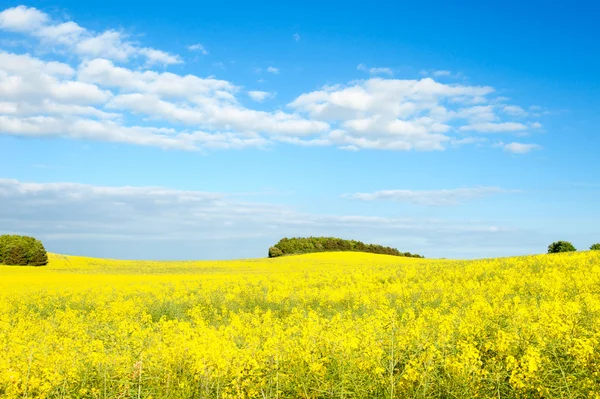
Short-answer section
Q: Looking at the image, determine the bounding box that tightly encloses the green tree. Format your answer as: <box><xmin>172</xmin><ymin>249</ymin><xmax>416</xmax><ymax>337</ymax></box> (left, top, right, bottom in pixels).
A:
<box><xmin>268</xmin><ymin>246</ymin><xmax>284</xmax><ymax>258</ymax></box>
<box><xmin>0</xmin><ymin>234</ymin><xmax>48</xmax><ymax>266</ymax></box>
<box><xmin>28</xmin><ymin>239</ymin><xmax>49</xmax><ymax>266</ymax></box>
<box><xmin>3</xmin><ymin>244</ymin><xmax>27</xmax><ymax>265</ymax></box>
<box><xmin>548</xmin><ymin>241</ymin><xmax>577</xmax><ymax>254</ymax></box>
<box><xmin>590</xmin><ymin>243</ymin><xmax>600</xmax><ymax>251</ymax></box>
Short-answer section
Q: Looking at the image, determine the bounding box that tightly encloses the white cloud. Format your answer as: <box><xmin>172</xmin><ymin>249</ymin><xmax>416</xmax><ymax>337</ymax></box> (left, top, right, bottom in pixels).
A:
<box><xmin>80</xmin><ymin>59</ymin><xmax>327</xmax><ymax>137</ymax></box>
<box><xmin>273</xmin><ymin>136</ymin><xmax>330</xmax><ymax>147</ymax></box>
<box><xmin>0</xmin><ymin>6</ymin><xmax>540</xmax><ymax>153</ymax></box>
<box><xmin>138</xmin><ymin>48</ymin><xmax>182</xmax><ymax>66</ymax></box>
<box><xmin>346</xmin><ymin>187</ymin><xmax>514</xmax><ymax>206</ymax></box>
<box><xmin>0</xmin><ymin>49</ymin><xmax>332</xmax><ymax>149</ymax></box>
<box><xmin>450</xmin><ymin>137</ymin><xmax>487</xmax><ymax>146</ymax></box>
<box><xmin>74</xmin><ymin>30</ymin><xmax>134</xmax><ymax>61</ymax></box>
<box><xmin>503</xmin><ymin>142</ymin><xmax>541</xmax><ymax>154</ymax></box>
<box><xmin>0</xmin><ymin>115</ymin><xmax>192</xmax><ymax>149</ymax></box>
<box><xmin>105</xmin><ymin>93</ymin><xmax>328</xmax><ymax>137</ymax></box>
<box><xmin>503</xmin><ymin>105</ymin><xmax>528</xmax><ymax>116</ymax></box>
<box><xmin>0</xmin><ymin>48</ymin><xmax>538</xmax><ymax>152</ymax></box>
<box><xmin>188</xmin><ymin>43</ymin><xmax>208</xmax><ymax>55</ymax></box>
<box><xmin>0</xmin><ymin>6</ymin><xmax>181</xmax><ymax>65</ymax></box>
<box><xmin>36</xmin><ymin>21</ymin><xmax>85</xmax><ymax>45</ymax></box>
<box><xmin>247</xmin><ymin>90</ymin><xmax>273</xmax><ymax>102</ymax></box>
<box><xmin>0</xmin><ymin>114</ymin><xmax>274</xmax><ymax>150</ymax></box>
<box><xmin>433</xmin><ymin>70</ymin><xmax>452</xmax><ymax>77</ymax></box>
<box><xmin>421</xmin><ymin>69</ymin><xmax>462</xmax><ymax>79</ymax></box>
<box><xmin>293</xmin><ymin>33</ymin><xmax>300</xmax><ymax>42</ymax></box>
<box><xmin>0</xmin><ymin>5</ymin><xmax>48</xmax><ymax>31</ymax></box>
<box><xmin>288</xmin><ymin>77</ymin><xmax>510</xmax><ymax>150</ymax></box>
<box><xmin>77</xmin><ymin>58</ymin><xmax>235</xmax><ymax>97</ymax></box>
<box><xmin>456</xmin><ymin>105</ymin><xmax>497</xmax><ymax>122</ymax></box>
<box><xmin>357</xmin><ymin>63</ymin><xmax>393</xmax><ymax>76</ymax></box>
<box><xmin>0</xmin><ymin>51</ymin><xmax>112</xmax><ymax>107</ymax></box>
<box><xmin>0</xmin><ymin>50</ymin><xmax>74</xmax><ymax>76</ymax></box>
<box><xmin>369</xmin><ymin>67</ymin><xmax>393</xmax><ymax>76</ymax></box>
<box><xmin>460</xmin><ymin>122</ymin><xmax>528</xmax><ymax>133</ymax></box>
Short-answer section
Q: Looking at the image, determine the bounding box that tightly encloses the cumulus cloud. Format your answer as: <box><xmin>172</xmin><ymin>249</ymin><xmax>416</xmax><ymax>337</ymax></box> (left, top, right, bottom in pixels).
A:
<box><xmin>288</xmin><ymin>77</ymin><xmax>525</xmax><ymax>150</ymax></box>
<box><xmin>450</xmin><ymin>137</ymin><xmax>487</xmax><ymax>146</ymax></box>
<box><xmin>0</xmin><ymin>6</ymin><xmax>181</xmax><ymax>65</ymax></box>
<box><xmin>503</xmin><ymin>105</ymin><xmax>528</xmax><ymax>116</ymax></box>
<box><xmin>0</xmin><ymin>48</ymin><xmax>540</xmax><ymax>151</ymax></box>
<box><xmin>503</xmin><ymin>142</ymin><xmax>541</xmax><ymax>154</ymax></box>
<box><xmin>77</xmin><ymin>58</ymin><xmax>235</xmax><ymax>96</ymax></box>
<box><xmin>0</xmin><ymin>5</ymin><xmax>48</xmax><ymax>31</ymax></box>
<box><xmin>0</xmin><ymin>6</ymin><xmax>542</xmax><ymax>153</ymax></box>
<box><xmin>188</xmin><ymin>43</ymin><xmax>208</xmax><ymax>55</ymax></box>
<box><xmin>460</xmin><ymin>122</ymin><xmax>528</xmax><ymax>133</ymax></box>
<box><xmin>530</xmin><ymin>122</ymin><xmax>542</xmax><ymax>129</ymax></box>
<box><xmin>0</xmin><ymin>50</ymin><xmax>328</xmax><ymax>149</ymax></box>
<box><xmin>0</xmin><ymin>178</ymin><xmax>528</xmax><ymax>259</ymax></box>
<box><xmin>1</xmin><ymin>115</ymin><xmax>195</xmax><ymax>149</ymax></box>
<box><xmin>0</xmin><ymin>51</ymin><xmax>114</xmax><ymax>118</ymax></box>
<box><xmin>247</xmin><ymin>90</ymin><xmax>273</xmax><ymax>102</ymax></box>
<box><xmin>456</xmin><ymin>105</ymin><xmax>497</xmax><ymax>122</ymax></box>
<box><xmin>346</xmin><ymin>187</ymin><xmax>515</xmax><ymax>206</ymax></box>
<box><xmin>420</xmin><ymin>69</ymin><xmax>462</xmax><ymax>79</ymax></box>
<box><xmin>357</xmin><ymin>63</ymin><xmax>393</xmax><ymax>76</ymax></box>
<box><xmin>369</xmin><ymin>67</ymin><xmax>393</xmax><ymax>76</ymax></box>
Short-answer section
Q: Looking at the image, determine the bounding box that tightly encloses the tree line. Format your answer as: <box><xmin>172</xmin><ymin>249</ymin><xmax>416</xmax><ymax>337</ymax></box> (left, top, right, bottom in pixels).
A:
<box><xmin>548</xmin><ymin>241</ymin><xmax>600</xmax><ymax>253</ymax></box>
<box><xmin>268</xmin><ymin>237</ymin><xmax>424</xmax><ymax>258</ymax></box>
<box><xmin>0</xmin><ymin>235</ymin><xmax>48</xmax><ymax>266</ymax></box>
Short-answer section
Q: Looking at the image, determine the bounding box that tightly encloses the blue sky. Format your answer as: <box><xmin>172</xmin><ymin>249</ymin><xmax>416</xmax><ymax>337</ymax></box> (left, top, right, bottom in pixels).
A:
<box><xmin>0</xmin><ymin>0</ymin><xmax>598</xmax><ymax>259</ymax></box>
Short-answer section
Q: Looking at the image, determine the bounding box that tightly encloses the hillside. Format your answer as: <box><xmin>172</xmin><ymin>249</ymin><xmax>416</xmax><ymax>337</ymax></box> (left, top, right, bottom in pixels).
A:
<box><xmin>1</xmin><ymin>251</ymin><xmax>600</xmax><ymax>398</ymax></box>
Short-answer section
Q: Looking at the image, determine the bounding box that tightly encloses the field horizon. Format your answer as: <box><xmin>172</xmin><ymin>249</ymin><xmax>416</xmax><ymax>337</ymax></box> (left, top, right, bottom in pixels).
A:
<box><xmin>2</xmin><ymin>250</ymin><xmax>600</xmax><ymax>397</ymax></box>
<box><xmin>43</xmin><ymin>248</ymin><xmax>600</xmax><ymax>264</ymax></box>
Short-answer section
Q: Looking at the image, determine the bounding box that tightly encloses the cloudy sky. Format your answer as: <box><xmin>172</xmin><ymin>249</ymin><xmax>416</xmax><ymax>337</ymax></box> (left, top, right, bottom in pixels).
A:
<box><xmin>0</xmin><ymin>1</ymin><xmax>598</xmax><ymax>259</ymax></box>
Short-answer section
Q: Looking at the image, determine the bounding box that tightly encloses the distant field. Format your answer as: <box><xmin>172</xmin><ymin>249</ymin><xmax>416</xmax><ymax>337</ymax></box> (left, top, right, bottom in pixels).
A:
<box><xmin>1</xmin><ymin>251</ymin><xmax>600</xmax><ymax>398</ymax></box>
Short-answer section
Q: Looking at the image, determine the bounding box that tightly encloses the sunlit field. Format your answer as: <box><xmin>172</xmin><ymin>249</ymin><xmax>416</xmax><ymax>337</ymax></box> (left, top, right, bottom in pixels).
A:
<box><xmin>1</xmin><ymin>251</ymin><xmax>600</xmax><ymax>398</ymax></box>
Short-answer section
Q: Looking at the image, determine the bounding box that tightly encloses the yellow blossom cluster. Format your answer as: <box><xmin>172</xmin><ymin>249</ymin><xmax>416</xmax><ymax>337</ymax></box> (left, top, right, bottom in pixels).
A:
<box><xmin>1</xmin><ymin>250</ymin><xmax>600</xmax><ymax>398</ymax></box>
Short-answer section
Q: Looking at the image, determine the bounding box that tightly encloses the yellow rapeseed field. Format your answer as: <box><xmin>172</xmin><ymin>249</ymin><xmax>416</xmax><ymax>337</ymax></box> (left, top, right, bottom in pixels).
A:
<box><xmin>1</xmin><ymin>251</ymin><xmax>600</xmax><ymax>398</ymax></box>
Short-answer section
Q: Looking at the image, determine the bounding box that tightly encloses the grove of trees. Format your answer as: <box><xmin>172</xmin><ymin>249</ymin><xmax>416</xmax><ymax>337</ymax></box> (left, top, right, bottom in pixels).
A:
<box><xmin>268</xmin><ymin>237</ymin><xmax>423</xmax><ymax>258</ymax></box>
<box><xmin>0</xmin><ymin>235</ymin><xmax>48</xmax><ymax>266</ymax></box>
<box><xmin>547</xmin><ymin>241</ymin><xmax>577</xmax><ymax>254</ymax></box>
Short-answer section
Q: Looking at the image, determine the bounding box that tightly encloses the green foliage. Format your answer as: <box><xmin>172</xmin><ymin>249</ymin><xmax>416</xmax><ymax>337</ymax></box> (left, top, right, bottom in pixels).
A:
<box><xmin>0</xmin><ymin>234</ymin><xmax>48</xmax><ymax>266</ymax></box>
<box><xmin>547</xmin><ymin>240</ymin><xmax>577</xmax><ymax>254</ymax></box>
<box><xmin>268</xmin><ymin>246</ymin><xmax>284</xmax><ymax>258</ymax></box>
<box><xmin>270</xmin><ymin>236</ymin><xmax>423</xmax><ymax>258</ymax></box>
<box><xmin>590</xmin><ymin>243</ymin><xmax>600</xmax><ymax>251</ymax></box>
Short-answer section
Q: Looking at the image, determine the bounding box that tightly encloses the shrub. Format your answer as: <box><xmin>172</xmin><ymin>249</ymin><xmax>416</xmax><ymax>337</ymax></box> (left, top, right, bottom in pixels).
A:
<box><xmin>591</xmin><ymin>243</ymin><xmax>600</xmax><ymax>251</ymax></box>
<box><xmin>268</xmin><ymin>246</ymin><xmax>284</xmax><ymax>258</ymax></box>
<box><xmin>548</xmin><ymin>241</ymin><xmax>576</xmax><ymax>254</ymax></box>
<box><xmin>0</xmin><ymin>234</ymin><xmax>48</xmax><ymax>266</ymax></box>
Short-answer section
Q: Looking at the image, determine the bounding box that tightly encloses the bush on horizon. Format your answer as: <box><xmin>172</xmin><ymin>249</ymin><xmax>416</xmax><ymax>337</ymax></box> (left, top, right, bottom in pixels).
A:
<box><xmin>268</xmin><ymin>236</ymin><xmax>423</xmax><ymax>258</ymax></box>
<box><xmin>547</xmin><ymin>240</ymin><xmax>576</xmax><ymax>254</ymax></box>
<box><xmin>0</xmin><ymin>235</ymin><xmax>48</xmax><ymax>266</ymax></box>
